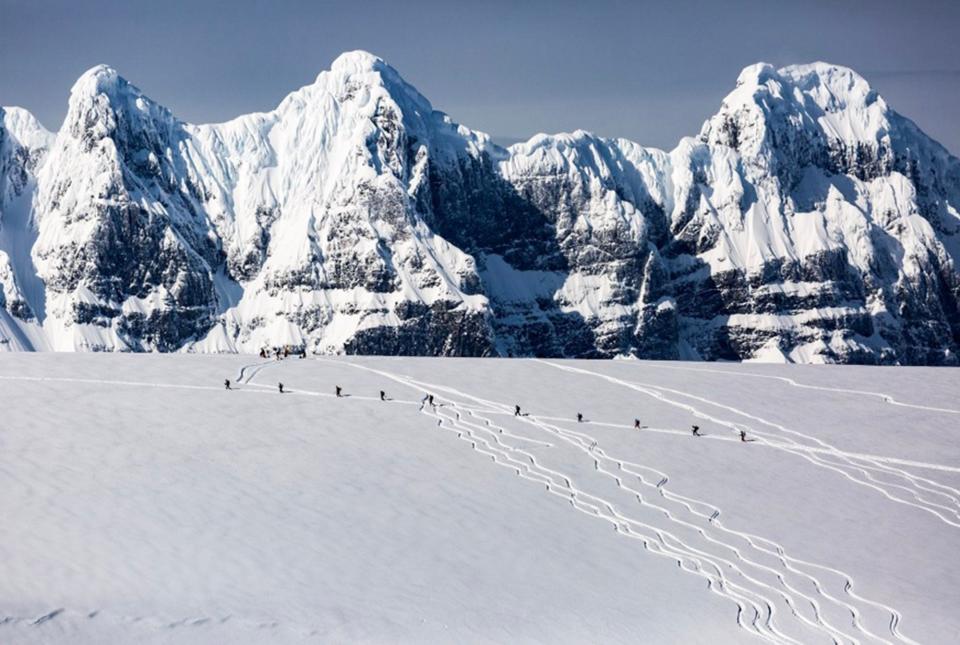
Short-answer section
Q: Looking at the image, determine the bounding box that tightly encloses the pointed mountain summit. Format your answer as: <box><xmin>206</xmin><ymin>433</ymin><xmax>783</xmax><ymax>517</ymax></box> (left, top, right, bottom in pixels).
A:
<box><xmin>0</xmin><ymin>53</ymin><xmax>958</xmax><ymax>363</ymax></box>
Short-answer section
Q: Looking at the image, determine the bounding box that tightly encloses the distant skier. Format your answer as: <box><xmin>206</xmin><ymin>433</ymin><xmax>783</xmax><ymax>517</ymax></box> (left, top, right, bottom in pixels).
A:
<box><xmin>278</xmin><ymin>382</ymin><xmax>284</xmax><ymax>394</ymax></box>
<box><xmin>739</xmin><ymin>430</ymin><xmax>747</xmax><ymax>442</ymax></box>
<box><xmin>380</xmin><ymin>390</ymin><xmax>386</xmax><ymax>401</ymax></box>
<box><xmin>336</xmin><ymin>385</ymin><xmax>343</xmax><ymax>398</ymax></box>
<box><xmin>224</xmin><ymin>379</ymin><xmax>231</xmax><ymax>390</ymax></box>
<box><xmin>515</xmin><ymin>404</ymin><xmax>521</xmax><ymax>417</ymax></box>
<box><xmin>259</xmin><ymin>348</ymin><xmax>266</xmax><ymax>359</ymax></box>
<box><xmin>577</xmin><ymin>412</ymin><xmax>583</xmax><ymax>423</ymax></box>
<box><xmin>634</xmin><ymin>418</ymin><xmax>641</xmax><ymax>430</ymax></box>
<box><xmin>692</xmin><ymin>425</ymin><xmax>701</xmax><ymax>437</ymax></box>
<box><xmin>427</xmin><ymin>394</ymin><xmax>435</xmax><ymax>407</ymax></box>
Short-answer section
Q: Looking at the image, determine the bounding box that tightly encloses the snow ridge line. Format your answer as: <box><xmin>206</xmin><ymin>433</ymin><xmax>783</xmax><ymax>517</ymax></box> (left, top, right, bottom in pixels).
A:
<box><xmin>536</xmin><ymin>360</ymin><xmax>960</xmax><ymax>531</ymax></box>
<box><xmin>331</xmin><ymin>361</ymin><xmax>911</xmax><ymax>644</ymax></box>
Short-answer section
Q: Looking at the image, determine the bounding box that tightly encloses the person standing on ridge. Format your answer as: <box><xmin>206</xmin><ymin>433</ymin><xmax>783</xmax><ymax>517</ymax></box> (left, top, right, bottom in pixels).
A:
<box><xmin>740</xmin><ymin>430</ymin><xmax>747</xmax><ymax>442</ymax></box>
<box><xmin>380</xmin><ymin>390</ymin><xmax>386</xmax><ymax>401</ymax></box>
<box><xmin>427</xmin><ymin>394</ymin><xmax>435</xmax><ymax>407</ymax></box>
<box><xmin>577</xmin><ymin>412</ymin><xmax>583</xmax><ymax>423</ymax></box>
<box><xmin>692</xmin><ymin>425</ymin><xmax>701</xmax><ymax>437</ymax></box>
<box><xmin>515</xmin><ymin>404</ymin><xmax>522</xmax><ymax>417</ymax></box>
<box><xmin>634</xmin><ymin>418</ymin><xmax>641</xmax><ymax>430</ymax></box>
<box><xmin>224</xmin><ymin>379</ymin><xmax>231</xmax><ymax>390</ymax></box>
<box><xmin>336</xmin><ymin>385</ymin><xmax>343</xmax><ymax>397</ymax></box>
<box><xmin>279</xmin><ymin>382</ymin><xmax>284</xmax><ymax>394</ymax></box>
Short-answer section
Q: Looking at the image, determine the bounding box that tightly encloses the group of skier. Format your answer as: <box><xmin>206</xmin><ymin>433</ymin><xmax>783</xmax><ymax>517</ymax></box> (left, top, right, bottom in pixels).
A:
<box><xmin>259</xmin><ymin>346</ymin><xmax>307</xmax><ymax>361</ymax></box>
<box><xmin>223</xmin><ymin>375</ymin><xmax>753</xmax><ymax>442</ymax></box>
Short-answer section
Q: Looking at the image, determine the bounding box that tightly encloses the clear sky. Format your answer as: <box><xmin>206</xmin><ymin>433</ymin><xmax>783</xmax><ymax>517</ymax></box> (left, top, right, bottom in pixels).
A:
<box><xmin>2</xmin><ymin>0</ymin><xmax>958</xmax><ymax>152</ymax></box>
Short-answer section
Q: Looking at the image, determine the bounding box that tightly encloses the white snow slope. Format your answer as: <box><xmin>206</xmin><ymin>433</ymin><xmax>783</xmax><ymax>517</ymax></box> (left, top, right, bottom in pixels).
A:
<box><xmin>1</xmin><ymin>354</ymin><xmax>958</xmax><ymax>643</ymax></box>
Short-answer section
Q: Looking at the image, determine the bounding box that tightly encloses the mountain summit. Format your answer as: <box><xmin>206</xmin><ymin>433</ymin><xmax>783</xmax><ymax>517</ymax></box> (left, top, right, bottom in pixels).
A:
<box><xmin>1</xmin><ymin>52</ymin><xmax>959</xmax><ymax>363</ymax></box>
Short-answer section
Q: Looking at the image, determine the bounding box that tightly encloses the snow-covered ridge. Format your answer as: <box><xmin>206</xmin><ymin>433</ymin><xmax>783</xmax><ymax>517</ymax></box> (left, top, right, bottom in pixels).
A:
<box><xmin>1</xmin><ymin>52</ymin><xmax>959</xmax><ymax>363</ymax></box>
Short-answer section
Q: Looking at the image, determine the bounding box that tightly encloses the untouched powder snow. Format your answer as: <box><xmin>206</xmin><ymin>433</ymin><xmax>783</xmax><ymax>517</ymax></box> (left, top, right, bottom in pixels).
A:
<box><xmin>1</xmin><ymin>354</ymin><xmax>958</xmax><ymax>643</ymax></box>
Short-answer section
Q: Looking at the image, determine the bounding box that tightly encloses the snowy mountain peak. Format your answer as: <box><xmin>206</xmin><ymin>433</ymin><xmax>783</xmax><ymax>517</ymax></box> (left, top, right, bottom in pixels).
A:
<box><xmin>1</xmin><ymin>54</ymin><xmax>959</xmax><ymax>363</ymax></box>
<box><xmin>71</xmin><ymin>63</ymin><xmax>121</xmax><ymax>93</ymax></box>
<box><xmin>0</xmin><ymin>106</ymin><xmax>53</xmax><ymax>148</ymax></box>
<box><xmin>328</xmin><ymin>49</ymin><xmax>387</xmax><ymax>75</ymax></box>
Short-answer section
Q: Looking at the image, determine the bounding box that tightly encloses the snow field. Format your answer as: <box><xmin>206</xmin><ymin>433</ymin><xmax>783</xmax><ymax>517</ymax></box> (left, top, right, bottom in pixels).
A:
<box><xmin>1</xmin><ymin>354</ymin><xmax>958</xmax><ymax>643</ymax></box>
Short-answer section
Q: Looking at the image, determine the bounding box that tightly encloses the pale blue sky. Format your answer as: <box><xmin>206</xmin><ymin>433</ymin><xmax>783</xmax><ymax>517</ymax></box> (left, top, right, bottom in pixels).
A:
<box><xmin>2</xmin><ymin>0</ymin><xmax>958</xmax><ymax>152</ymax></box>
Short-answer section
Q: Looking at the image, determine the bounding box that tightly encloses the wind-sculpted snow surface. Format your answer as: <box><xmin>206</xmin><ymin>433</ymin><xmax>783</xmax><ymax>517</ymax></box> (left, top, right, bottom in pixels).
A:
<box><xmin>1</xmin><ymin>53</ymin><xmax>959</xmax><ymax>363</ymax></box>
<box><xmin>1</xmin><ymin>355</ymin><xmax>958</xmax><ymax>643</ymax></box>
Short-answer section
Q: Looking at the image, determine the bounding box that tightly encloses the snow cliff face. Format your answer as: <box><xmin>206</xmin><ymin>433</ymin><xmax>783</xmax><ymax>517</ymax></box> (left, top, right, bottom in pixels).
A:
<box><xmin>1</xmin><ymin>53</ymin><xmax>959</xmax><ymax>363</ymax></box>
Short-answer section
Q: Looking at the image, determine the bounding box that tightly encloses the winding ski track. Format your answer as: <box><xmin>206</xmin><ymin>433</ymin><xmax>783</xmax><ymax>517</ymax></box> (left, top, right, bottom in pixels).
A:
<box><xmin>318</xmin><ymin>359</ymin><xmax>917</xmax><ymax>645</ymax></box>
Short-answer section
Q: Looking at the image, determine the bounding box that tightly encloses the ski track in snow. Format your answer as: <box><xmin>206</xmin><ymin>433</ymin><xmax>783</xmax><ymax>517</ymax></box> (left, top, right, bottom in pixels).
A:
<box><xmin>2</xmin><ymin>370</ymin><xmax>956</xmax><ymax>479</ymax></box>
<box><xmin>293</xmin><ymin>358</ymin><xmax>917</xmax><ymax>645</ymax></box>
<box><xmin>638</xmin><ymin>364</ymin><xmax>960</xmax><ymax>415</ymax></box>
<box><xmin>536</xmin><ymin>360</ymin><xmax>960</xmax><ymax>531</ymax></box>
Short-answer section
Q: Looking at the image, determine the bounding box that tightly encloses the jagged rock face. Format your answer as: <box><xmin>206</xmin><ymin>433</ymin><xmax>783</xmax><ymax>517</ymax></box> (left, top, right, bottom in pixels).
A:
<box><xmin>28</xmin><ymin>67</ymin><xmax>219</xmax><ymax>351</ymax></box>
<box><xmin>1</xmin><ymin>54</ymin><xmax>959</xmax><ymax>363</ymax></box>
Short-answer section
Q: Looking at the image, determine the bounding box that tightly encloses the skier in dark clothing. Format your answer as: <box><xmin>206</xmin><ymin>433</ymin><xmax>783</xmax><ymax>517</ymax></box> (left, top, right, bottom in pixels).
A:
<box><xmin>224</xmin><ymin>379</ymin><xmax>231</xmax><ymax>390</ymax></box>
<box><xmin>380</xmin><ymin>390</ymin><xmax>386</xmax><ymax>401</ymax></box>
<box><xmin>634</xmin><ymin>418</ymin><xmax>641</xmax><ymax>430</ymax></box>
<box><xmin>278</xmin><ymin>382</ymin><xmax>284</xmax><ymax>394</ymax></box>
<box><xmin>427</xmin><ymin>394</ymin><xmax>434</xmax><ymax>406</ymax></box>
<box><xmin>692</xmin><ymin>425</ymin><xmax>701</xmax><ymax>437</ymax></box>
<box><xmin>336</xmin><ymin>385</ymin><xmax>343</xmax><ymax>397</ymax></box>
<box><xmin>577</xmin><ymin>412</ymin><xmax>583</xmax><ymax>423</ymax></box>
<box><xmin>740</xmin><ymin>430</ymin><xmax>747</xmax><ymax>442</ymax></box>
<box><xmin>515</xmin><ymin>404</ymin><xmax>521</xmax><ymax>417</ymax></box>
